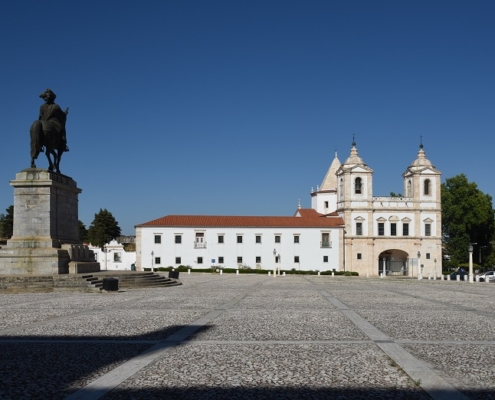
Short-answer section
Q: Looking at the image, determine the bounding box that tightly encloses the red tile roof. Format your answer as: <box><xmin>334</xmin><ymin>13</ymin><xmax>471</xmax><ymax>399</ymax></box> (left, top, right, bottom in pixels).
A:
<box><xmin>136</xmin><ymin>213</ymin><xmax>344</xmax><ymax>228</ymax></box>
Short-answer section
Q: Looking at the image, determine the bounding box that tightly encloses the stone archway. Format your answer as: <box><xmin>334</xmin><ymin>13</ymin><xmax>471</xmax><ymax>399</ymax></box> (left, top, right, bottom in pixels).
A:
<box><xmin>378</xmin><ymin>249</ymin><xmax>409</xmax><ymax>276</ymax></box>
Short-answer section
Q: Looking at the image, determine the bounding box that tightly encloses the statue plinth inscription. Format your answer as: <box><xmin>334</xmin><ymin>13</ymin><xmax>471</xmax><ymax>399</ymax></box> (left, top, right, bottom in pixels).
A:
<box><xmin>0</xmin><ymin>169</ymin><xmax>99</xmax><ymax>275</ymax></box>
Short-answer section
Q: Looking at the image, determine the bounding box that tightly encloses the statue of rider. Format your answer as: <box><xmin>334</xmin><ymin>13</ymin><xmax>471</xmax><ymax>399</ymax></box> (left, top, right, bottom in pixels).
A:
<box><xmin>38</xmin><ymin>88</ymin><xmax>69</xmax><ymax>152</ymax></box>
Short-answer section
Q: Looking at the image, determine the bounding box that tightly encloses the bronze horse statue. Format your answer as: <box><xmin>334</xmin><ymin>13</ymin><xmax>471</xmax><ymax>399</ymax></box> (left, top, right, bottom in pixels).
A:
<box><xmin>30</xmin><ymin>88</ymin><xmax>69</xmax><ymax>173</ymax></box>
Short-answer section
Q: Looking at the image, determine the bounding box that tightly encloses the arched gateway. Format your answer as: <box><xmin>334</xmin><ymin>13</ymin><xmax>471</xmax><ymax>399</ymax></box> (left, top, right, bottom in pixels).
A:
<box><xmin>378</xmin><ymin>249</ymin><xmax>408</xmax><ymax>276</ymax></box>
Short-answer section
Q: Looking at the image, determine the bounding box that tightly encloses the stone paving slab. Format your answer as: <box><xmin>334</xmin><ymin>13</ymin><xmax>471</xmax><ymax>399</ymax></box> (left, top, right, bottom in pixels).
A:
<box><xmin>103</xmin><ymin>343</ymin><xmax>430</xmax><ymax>400</ymax></box>
<box><xmin>0</xmin><ymin>342</ymin><xmax>151</xmax><ymax>400</ymax></box>
<box><xmin>2</xmin><ymin>310</ymin><xmax>204</xmax><ymax>340</ymax></box>
<box><xmin>357</xmin><ymin>310</ymin><xmax>495</xmax><ymax>341</ymax></box>
<box><xmin>0</xmin><ymin>309</ymin><xmax>81</xmax><ymax>329</ymax></box>
<box><xmin>190</xmin><ymin>310</ymin><xmax>367</xmax><ymax>341</ymax></box>
<box><xmin>402</xmin><ymin>344</ymin><xmax>495</xmax><ymax>400</ymax></box>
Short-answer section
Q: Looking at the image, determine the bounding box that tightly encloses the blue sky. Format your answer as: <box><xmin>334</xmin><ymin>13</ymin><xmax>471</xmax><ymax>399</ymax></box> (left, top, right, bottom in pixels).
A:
<box><xmin>1</xmin><ymin>1</ymin><xmax>494</xmax><ymax>235</ymax></box>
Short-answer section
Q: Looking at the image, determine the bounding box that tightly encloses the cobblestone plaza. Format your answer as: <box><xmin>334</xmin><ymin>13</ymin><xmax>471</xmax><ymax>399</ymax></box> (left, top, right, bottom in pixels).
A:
<box><xmin>1</xmin><ymin>274</ymin><xmax>494</xmax><ymax>399</ymax></box>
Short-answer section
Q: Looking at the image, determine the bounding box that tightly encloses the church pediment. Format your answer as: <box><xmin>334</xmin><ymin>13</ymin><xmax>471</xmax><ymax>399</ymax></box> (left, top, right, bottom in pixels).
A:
<box><xmin>388</xmin><ymin>215</ymin><xmax>399</xmax><ymax>222</ymax></box>
<box><xmin>376</xmin><ymin>217</ymin><xmax>387</xmax><ymax>222</ymax></box>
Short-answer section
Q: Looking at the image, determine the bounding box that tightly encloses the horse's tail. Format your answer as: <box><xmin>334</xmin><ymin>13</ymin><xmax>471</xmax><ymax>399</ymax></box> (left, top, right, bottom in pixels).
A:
<box><xmin>30</xmin><ymin>120</ymin><xmax>43</xmax><ymax>160</ymax></box>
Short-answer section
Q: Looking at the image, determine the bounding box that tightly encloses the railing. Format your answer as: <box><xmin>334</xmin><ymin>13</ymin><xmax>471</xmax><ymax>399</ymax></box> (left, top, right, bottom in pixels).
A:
<box><xmin>194</xmin><ymin>242</ymin><xmax>207</xmax><ymax>249</ymax></box>
<box><xmin>320</xmin><ymin>241</ymin><xmax>332</xmax><ymax>248</ymax></box>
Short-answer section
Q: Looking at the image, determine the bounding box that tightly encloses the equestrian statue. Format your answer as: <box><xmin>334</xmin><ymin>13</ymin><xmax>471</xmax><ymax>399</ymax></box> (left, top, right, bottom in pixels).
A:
<box><xmin>30</xmin><ymin>88</ymin><xmax>69</xmax><ymax>173</ymax></box>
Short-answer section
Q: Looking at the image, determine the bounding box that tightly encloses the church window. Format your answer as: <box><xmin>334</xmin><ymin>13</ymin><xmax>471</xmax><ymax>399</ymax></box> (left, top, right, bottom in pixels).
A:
<box><xmin>391</xmin><ymin>223</ymin><xmax>397</xmax><ymax>236</ymax></box>
<box><xmin>321</xmin><ymin>233</ymin><xmax>331</xmax><ymax>248</ymax></box>
<box><xmin>424</xmin><ymin>179</ymin><xmax>430</xmax><ymax>195</ymax></box>
<box><xmin>403</xmin><ymin>223</ymin><xmax>409</xmax><ymax>236</ymax></box>
<box><xmin>356</xmin><ymin>222</ymin><xmax>362</xmax><ymax>236</ymax></box>
<box><xmin>175</xmin><ymin>235</ymin><xmax>182</xmax><ymax>244</ymax></box>
<box><xmin>154</xmin><ymin>257</ymin><xmax>160</xmax><ymax>265</ymax></box>
<box><xmin>324</xmin><ymin>201</ymin><xmax>329</xmax><ymax>208</ymax></box>
<box><xmin>378</xmin><ymin>223</ymin><xmax>385</xmax><ymax>236</ymax></box>
<box><xmin>426</xmin><ymin>253</ymin><xmax>431</xmax><ymax>259</ymax></box>
<box><xmin>218</xmin><ymin>256</ymin><xmax>224</xmax><ymax>264</ymax></box>
<box><xmin>407</xmin><ymin>180</ymin><xmax>412</xmax><ymax>197</ymax></box>
<box><xmin>114</xmin><ymin>252</ymin><xmax>122</xmax><ymax>262</ymax></box>
<box><xmin>355</xmin><ymin>177</ymin><xmax>362</xmax><ymax>194</ymax></box>
<box><xmin>197</xmin><ymin>257</ymin><xmax>203</xmax><ymax>264</ymax></box>
<box><xmin>357</xmin><ymin>253</ymin><xmax>362</xmax><ymax>260</ymax></box>
<box><xmin>339</xmin><ymin>178</ymin><xmax>344</xmax><ymax>199</ymax></box>
<box><xmin>425</xmin><ymin>223</ymin><xmax>431</xmax><ymax>236</ymax></box>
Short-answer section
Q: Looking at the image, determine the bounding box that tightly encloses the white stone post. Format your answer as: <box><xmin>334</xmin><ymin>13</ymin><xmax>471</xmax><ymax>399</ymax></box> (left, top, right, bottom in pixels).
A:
<box><xmin>332</xmin><ymin>271</ymin><xmax>334</xmax><ymax>277</ymax></box>
<box><xmin>188</xmin><ymin>268</ymin><xmax>191</xmax><ymax>274</ymax></box>
<box><xmin>469</xmin><ymin>244</ymin><xmax>474</xmax><ymax>283</ymax></box>
<box><xmin>220</xmin><ymin>269</ymin><xmax>223</xmax><ymax>275</ymax></box>
<box><xmin>236</xmin><ymin>269</ymin><xmax>239</xmax><ymax>275</ymax></box>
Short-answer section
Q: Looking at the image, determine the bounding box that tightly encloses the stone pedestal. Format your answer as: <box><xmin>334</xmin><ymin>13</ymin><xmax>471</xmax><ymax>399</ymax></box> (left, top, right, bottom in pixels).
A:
<box><xmin>0</xmin><ymin>169</ymin><xmax>100</xmax><ymax>275</ymax></box>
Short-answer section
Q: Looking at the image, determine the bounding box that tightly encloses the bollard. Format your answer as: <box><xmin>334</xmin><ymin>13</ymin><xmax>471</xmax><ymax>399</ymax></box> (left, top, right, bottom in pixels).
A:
<box><xmin>366</xmin><ymin>273</ymin><xmax>369</xmax><ymax>278</ymax></box>
<box><xmin>236</xmin><ymin>270</ymin><xmax>239</xmax><ymax>275</ymax></box>
<box><xmin>457</xmin><ymin>275</ymin><xmax>460</xmax><ymax>282</ymax></box>
<box><xmin>283</xmin><ymin>271</ymin><xmax>286</xmax><ymax>276</ymax></box>
<box><xmin>188</xmin><ymin>269</ymin><xmax>191</xmax><ymax>275</ymax></box>
<box><xmin>447</xmin><ymin>274</ymin><xmax>450</xmax><ymax>281</ymax></box>
<box><xmin>476</xmin><ymin>275</ymin><xmax>480</xmax><ymax>283</ymax></box>
<box><xmin>318</xmin><ymin>271</ymin><xmax>320</xmax><ymax>276</ymax></box>
<box><xmin>428</xmin><ymin>275</ymin><xmax>431</xmax><ymax>280</ymax></box>
<box><xmin>332</xmin><ymin>271</ymin><xmax>334</xmax><ymax>277</ymax></box>
<box><xmin>487</xmin><ymin>277</ymin><xmax>491</xmax><ymax>284</ymax></box>
<box><xmin>380</xmin><ymin>273</ymin><xmax>383</xmax><ymax>279</ymax></box>
<box><xmin>220</xmin><ymin>269</ymin><xmax>223</xmax><ymax>275</ymax></box>
<box><xmin>268</xmin><ymin>271</ymin><xmax>271</xmax><ymax>276</ymax></box>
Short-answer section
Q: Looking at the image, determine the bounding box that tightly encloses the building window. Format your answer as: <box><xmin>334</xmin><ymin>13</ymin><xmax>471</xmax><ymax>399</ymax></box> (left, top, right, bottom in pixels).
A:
<box><xmin>391</xmin><ymin>223</ymin><xmax>397</xmax><ymax>236</ymax></box>
<box><xmin>154</xmin><ymin>235</ymin><xmax>161</xmax><ymax>244</ymax></box>
<box><xmin>339</xmin><ymin>178</ymin><xmax>344</xmax><ymax>199</ymax></box>
<box><xmin>155</xmin><ymin>257</ymin><xmax>161</xmax><ymax>265</ymax></box>
<box><xmin>237</xmin><ymin>235</ymin><xmax>243</xmax><ymax>244</ymax></box>
<box><xmin>294</xmin><ymin>256</ymin><xmax>300</xmax><ymax>263</ymax></box>
<box><xmin>275</xmin><ymin>235</ymin><xmax>281</xmax><ymax>243</ymax></box>
<box><xmin>175</xmin><ymin>235</ymin><xmax>182</xmax><ymax>244</ymax></box>
<box><xmin>403</xmin><ymin>223</ymin><xmax>409</xmax><ymax>236</ymax></box>
<box><xmin>355</xmin><ymin>177</ymin><xmax>362</xmax><ymax>194</ymax></box>
<box><xmin>255</xmin><ymin>235</ymin><xmax>261</xmax><ymax>243</ymax></box>
<box><xmin>426</xmin><ymin>253</ymin><xmax>431</xmax><ymax>259</ymax></box>
<box><xmin>256</xmin><ymin>256</ymin><xmax>261</xmax><ymax>263</ymax></box>
<box><xmin>324</xmin><ymin>201</ymin><xmax>329</xmax><ymax>208</ymax></box>
<box><xmin>407</xmin><ymin>180</ymin><xmax>412</xmax><ymax>197</ymax></box>
<box><xmin>237</xmin><ymin>256</ymin><xmax>243</xmax><ymax>263</ymax></box>
<box><xmin>218</xmin><ymin>256</ymin><xmax>224</xmax><ymax>264</ymax></box>
<box><xmin>114</xmin><ymin>253</ymin><xmax>121</xmax><ymax>262</ymax></box>
<box><xmin>425</xmin><ymin>224</ymin><xmax>431</xmax><ymax>236</ymax></box>
<box><xmin>321</xmin><ymin>233</ymin><xmax>331</xmax><ymax>248</ymax></box>
<box><xmin>357</xmin><ymin>253</ymin><xmax>362</xmax><ymax>260</ymax></box>
<box><xmin>218</xmin><ymin>235</ymin><xmax>224</xmax><ymax>244</ymax></box>
<box><xmin>378</xmin><ymin>223</ymin><xmax>385</xmax><ymax>236</ymax></box>
<box><xmin>323</xmin><ymin>256</ymin><xmax>328</xmax><ymax>263</ymax></box>
<box><xmin>175</xmin><ymin>257</ymin><xmax>181</xmax><ymax>264</ymax></box>
<box><xmin>294</xmin><ymin>235</ymin><xmax>300</xmax><ymax>243</ymax></box>
<box><xmin>356</xmin><ymin>222</ymin><xmax>363</xmax><ymax>236</ymax></box>
<box><xmin>197</xmin><ymin>257</ymin><xmax>203</xmax><ymax>264</ymax></box>
<box><xmin>424</xmin><ymin>179</ymin><xmax>430</xmax><ymax>195</ymax></box>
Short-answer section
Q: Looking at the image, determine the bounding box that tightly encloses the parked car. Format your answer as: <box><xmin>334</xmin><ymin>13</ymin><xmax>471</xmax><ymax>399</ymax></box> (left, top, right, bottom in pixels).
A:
<box><xmin>477</xmin><ymin>271</ymin><xmax>495</xmax><ymax>282</ymax></box>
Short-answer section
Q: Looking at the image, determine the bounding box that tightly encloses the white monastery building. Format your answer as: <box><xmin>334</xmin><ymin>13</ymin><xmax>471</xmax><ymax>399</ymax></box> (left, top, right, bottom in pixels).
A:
<box><xmin>135</xmin><ymin>141</ymin><xmax>442</xmax><ymax>277</ymax></box>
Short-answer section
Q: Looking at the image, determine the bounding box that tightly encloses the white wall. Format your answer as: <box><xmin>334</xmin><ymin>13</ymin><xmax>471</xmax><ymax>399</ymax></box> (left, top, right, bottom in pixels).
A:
<box><xmin>89</xmin><ymin>240</ymin><xmax>136</xmax><ymax>271</ymax></box>
<box><xmin>138</xmin><ymin>226</ymin><xmax>341</xmax><ymax>272</ymax></box>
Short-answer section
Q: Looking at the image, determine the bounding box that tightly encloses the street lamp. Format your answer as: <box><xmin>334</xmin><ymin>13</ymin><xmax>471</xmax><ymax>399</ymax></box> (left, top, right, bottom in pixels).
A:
<box><xmin>151</xmin><ymin>250</ymin><xmax>154</xmax><ymax>273</ymax></box>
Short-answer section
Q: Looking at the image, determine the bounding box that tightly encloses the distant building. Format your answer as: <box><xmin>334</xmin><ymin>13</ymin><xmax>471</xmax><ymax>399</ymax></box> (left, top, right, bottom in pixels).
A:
<box><xmin>135</xmin><ymin>141</ymin><xmax>441</xmax><ymax>277</ymax></box>
<box><xmin>89</xmin><ymin>240</ymin><xmax>136</xmax><ymax>271</ymax></box>
<box><xmin>311</xmin><ymin>141</ymin><xmax>442</xmax><ymax>277</ymax></box>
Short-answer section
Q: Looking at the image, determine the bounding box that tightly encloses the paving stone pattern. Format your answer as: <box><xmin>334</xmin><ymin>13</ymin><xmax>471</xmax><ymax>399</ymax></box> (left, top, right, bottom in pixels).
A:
<box><xmin>1</xmin><ymin>274</ymin><xmax>494</xmax><ymax>399</ymax></box>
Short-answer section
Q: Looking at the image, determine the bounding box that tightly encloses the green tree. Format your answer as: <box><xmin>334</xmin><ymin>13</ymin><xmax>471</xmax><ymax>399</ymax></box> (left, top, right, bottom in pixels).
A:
<box><xmin>78</xmin><ymin>220</ymin><xmax>88</xmax><ymax>242</ymax></box>
<box><xmin>442</xmin><ymin>174</ymin><xmax>495</xmax><ymax>265</ymax></box>
<box><xmin>0</xmin><ymin>205</ymin><xmax>14</xmax><ymax>239</ymax></box>
<box><xmin>87</xmin><ymin>209</ymin><xmax>121</xmax><ymax>249</ymax></box>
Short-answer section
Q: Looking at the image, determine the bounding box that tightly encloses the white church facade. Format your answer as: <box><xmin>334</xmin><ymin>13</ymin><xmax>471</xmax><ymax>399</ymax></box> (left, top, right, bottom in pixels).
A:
<box><xmin>135</xmin><ymin>141</ymin><xmax>442</xmax><ymax>277</ymax></box>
